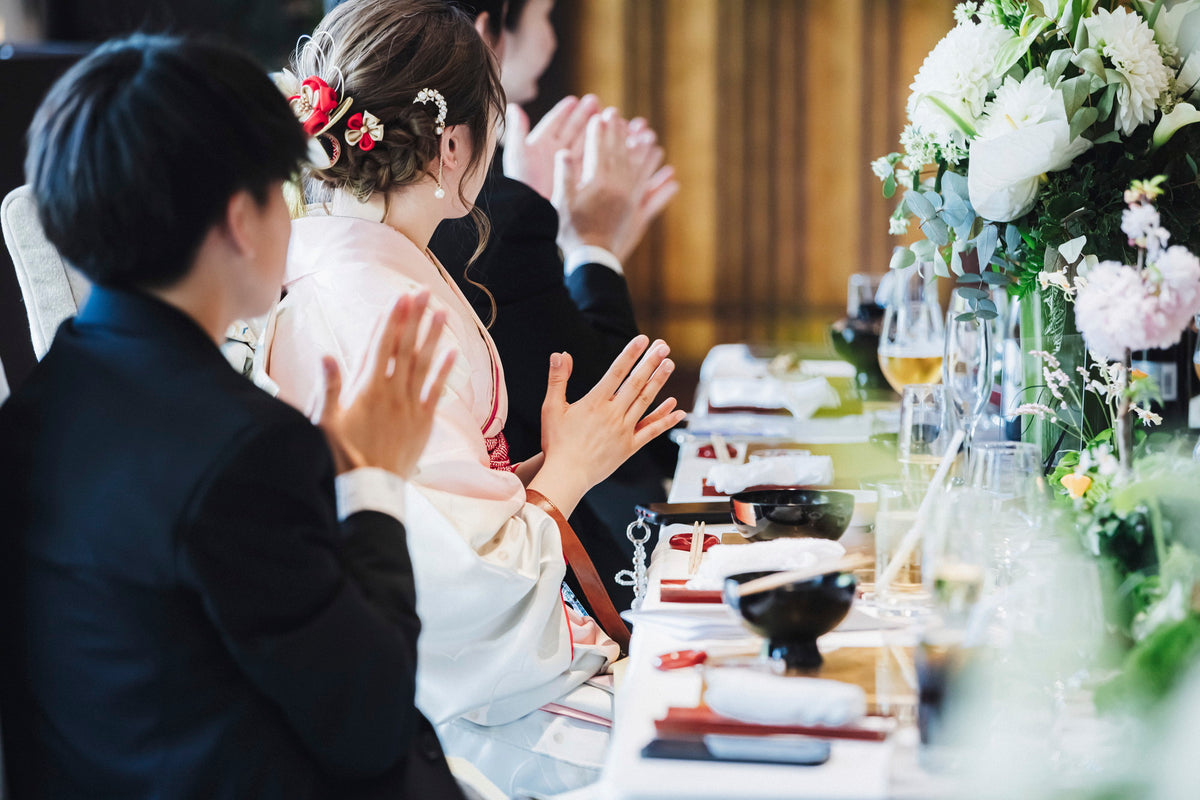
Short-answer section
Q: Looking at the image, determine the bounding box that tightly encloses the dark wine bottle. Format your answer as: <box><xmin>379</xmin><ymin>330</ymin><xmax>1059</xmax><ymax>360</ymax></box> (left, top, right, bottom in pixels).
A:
<box><xmin>1131</xmin><ymin>331</ymin><xmax>1194</xmax><ymax>430</ymax></box>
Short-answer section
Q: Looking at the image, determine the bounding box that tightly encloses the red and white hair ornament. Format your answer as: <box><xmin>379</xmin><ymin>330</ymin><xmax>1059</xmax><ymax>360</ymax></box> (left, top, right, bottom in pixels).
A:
<box><xmin>273</xmin><ymin>68</ymin><xmax>354</xmax><ymax>168</ymax></box>
<box><xmin>345</xmin><ymin>111</ymin><xmax>384</xmax><ymax>152</ymax></box>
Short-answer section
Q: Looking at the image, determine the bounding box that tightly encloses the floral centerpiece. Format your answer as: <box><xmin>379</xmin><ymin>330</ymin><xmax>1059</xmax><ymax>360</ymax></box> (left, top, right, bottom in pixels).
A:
<box><xmin>875</xmin><ymin>1</ymin><xmax>1200</xmax><ymax>305</ymax></box>
<box><xmin>1010</xmin><ymin>179</ymin><xmax>1200</xmax><ymax>710</ymax></box>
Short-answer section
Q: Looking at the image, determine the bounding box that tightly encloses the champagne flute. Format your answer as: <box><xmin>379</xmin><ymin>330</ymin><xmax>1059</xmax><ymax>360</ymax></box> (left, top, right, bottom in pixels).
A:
<box><xmin>944</xmin><ymin>289</ymin><xmax>993</xmax><ymax>463</ymax></box>
<box><xmin>878</xmin><ymin>265</ymin><xmax>945</xmax><ymax>394</ymax></box>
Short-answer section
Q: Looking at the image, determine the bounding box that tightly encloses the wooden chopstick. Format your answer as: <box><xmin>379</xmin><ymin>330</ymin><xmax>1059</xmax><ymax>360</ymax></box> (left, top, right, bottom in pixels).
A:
<box><xmin>686</xmin><ymin>521</ymin><xmax>706</xmax><ymax>577</ymax></box>
<box><xmin>735</xmin><ymin>553</ymin><xmax>873</xmax><ymax>597</ymax></box>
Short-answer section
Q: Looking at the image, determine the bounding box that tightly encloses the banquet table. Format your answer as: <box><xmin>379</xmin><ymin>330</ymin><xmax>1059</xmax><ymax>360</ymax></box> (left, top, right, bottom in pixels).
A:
<box><xmin>593</xmin><ymin>348</ymin><xmax>948</xmax><ymax>800</ymax></box>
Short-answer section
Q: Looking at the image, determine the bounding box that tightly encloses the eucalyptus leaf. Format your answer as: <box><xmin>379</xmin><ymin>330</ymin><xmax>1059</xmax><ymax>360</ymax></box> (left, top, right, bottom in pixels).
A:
<box><xmin>933</xmin><ymin>256</ymin><xmax>951</xmax><ymax>279</ymax></box>
<box><xmin>1005</xmin><ymin>223</ymin><xmax>1023</xmax><ymax>253</ymax></box>
<box><xmin>1072</xmin><ymin>49</ymin><xmax>1106</xmax><ymax>79</ymax></box>
<box><xmin>957</xmin><ymin>273</ymin><xmax>984</xmax><ymax>284</ymax></box>
<box><xmin>975</xmin><ymin>309</ymin><xmax>1000</xmax><ymax>320</ymax></box>
<box><xmin>922</xmin><ymin>190</ymin><xmax>944</xmax><ymax>212</ymax></box>
<box><xmin>921</xmin><ymin>217</ymin><xmax>951</xmax><ymax>247</ymax></box>
<box><xmin>1070</xmin><ymin>106</ymin><xmax>1099</xmax><ymax>141</ymax></box>
<box><xmin>975</xmin><ymin>223</ymin><xmax>999</xmax><ymax>274</ymax></box>
<box><xmin>904</xmin><ymin>189</ymin><xmax>936</xmax><ymax>221</ymax></box>
<box><xmin>1075</xmin><ymin>14</ymin><xmax>1088</xmax><ymax>49</ymax></box>
<box><xmin>911</xmin><ymin>239</ymin><xmax>937</xmax><ymax>262</ymax></box>
<box><xmin>981</xmin><ymin>270</ymin><xmax>1012</xmax><ymax>286</ymax></box>
<box><xmin>977</xmin><ymin>298</ymin><xmax>998</xmax><ymax>314</ymax></box>
<box><xmin>941</xmin><ymin>170</ymin><xmax>970</xmax><ymax>202</ymax></box>
<box><xmin>889</xmin><ymin>246</ymin><xmax>916</xmax><ymax>271</ymax></box>
<box><xmin>1098</xmin><ymin>83</ymin><xmax>1117</xmax><ymax>121</ymax></box>
<box><xmin>950</xmin><ymin>248</ymin><xmax>964</xmax><ymax>277</ymax></box>
<box><xmin>941</xmin><ymin>191</ymin><xmax>973</xmax><ymax>230</ymax></box>
<box><xmin>1095</xmin><ymin>130</ymin><xmax>1122</xmax><ymax>144</ymax></box>
<box><xmin>959</xmin><ymin>286</ymin><xmax>990</xmax><ymax>300</ymax></box>
<box><xmin>955</xmin><ymin>312</ymin><xmax>976</xmax><ymax>322</ymax></box>
<box><xmin>1047</xmin><ymin>47</ymin><xmax>1074</xmax><ymax>85</ymax></box>
<box><xmin>1058</xmin><ymin>75</ymin><xmax>1091</xmax><ymax>117</ymax></box>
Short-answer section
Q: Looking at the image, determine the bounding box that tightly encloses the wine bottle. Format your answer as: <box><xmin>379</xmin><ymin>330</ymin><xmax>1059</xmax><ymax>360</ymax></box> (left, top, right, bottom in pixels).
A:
<box><xmin>1132</xmin><ymin>334</ymin><xmax>1194</xmax><ymax>430</ymax></box>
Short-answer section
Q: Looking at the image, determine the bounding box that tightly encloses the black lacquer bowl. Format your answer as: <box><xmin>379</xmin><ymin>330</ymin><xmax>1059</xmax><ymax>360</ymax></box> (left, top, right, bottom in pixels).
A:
<box><xmin>730</xmin><ymin>489</ymin><xmax>855</xmax><ymax>542</ymax></box>
<box><xmin>723</xmin><ymin>570</ymin><xmax>857</xmax><ymax>671</ymax></box>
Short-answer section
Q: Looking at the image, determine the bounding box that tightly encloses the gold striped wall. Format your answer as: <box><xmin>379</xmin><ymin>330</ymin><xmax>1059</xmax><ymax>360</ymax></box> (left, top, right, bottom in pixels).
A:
<box><xmin>566</xmin><ymin>0</ymin><xmax>957</xmax><ymax>366</ymax></box>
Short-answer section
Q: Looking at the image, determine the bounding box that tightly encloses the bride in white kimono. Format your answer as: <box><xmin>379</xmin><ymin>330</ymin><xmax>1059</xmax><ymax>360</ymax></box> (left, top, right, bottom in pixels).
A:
<box><xmin>261</xmin><ymin>2</ymin><xmax>685</xmax><ymax>795</ymax></box>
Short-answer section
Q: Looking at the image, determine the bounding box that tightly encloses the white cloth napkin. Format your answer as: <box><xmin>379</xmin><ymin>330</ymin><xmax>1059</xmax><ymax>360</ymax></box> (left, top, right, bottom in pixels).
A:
<box><xmin>706</xmin><ymin>454</ymin><xmax>834</xmax><ymax>494</ymax></box>
<box><xmin>707</xmin><ymin>377</ymin><xmax>838</xmax><ymax>418</ymax></box>
<box><xmin>686</xmin><ymin>539</ymin><xmax>846</xmax><ymax>590</ymax></box>
<box><xmin>704</xmin><ymin>668</ymin><xmax>867</xmax><ymax>727</ymax></box>
<box><xmin>700</xmin><ymin>344</ymin><xmax>767</xmax><ymax>381</ymax></box>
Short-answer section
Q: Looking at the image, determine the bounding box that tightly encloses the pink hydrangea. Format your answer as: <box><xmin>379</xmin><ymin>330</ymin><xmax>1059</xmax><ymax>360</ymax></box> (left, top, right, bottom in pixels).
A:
<box><xmin>1075</xmin><ymin>248</ymin><xmax>1200</xmax><ymax>359</ymax></box>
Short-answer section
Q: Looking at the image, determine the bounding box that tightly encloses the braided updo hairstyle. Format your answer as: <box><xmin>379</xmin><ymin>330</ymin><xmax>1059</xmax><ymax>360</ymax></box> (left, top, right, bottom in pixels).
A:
<box><xmin>294</xmin><ymin>0</ymin><xmax>504</xmax><ymax>258</ymax></box>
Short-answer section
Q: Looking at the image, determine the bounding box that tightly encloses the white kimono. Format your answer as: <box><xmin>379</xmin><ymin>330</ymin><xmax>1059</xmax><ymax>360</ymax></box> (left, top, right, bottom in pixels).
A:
<box><xmin>263</xmin><ymin>194</ymin><xmax>619</xmax><ymax>795</ymax></box>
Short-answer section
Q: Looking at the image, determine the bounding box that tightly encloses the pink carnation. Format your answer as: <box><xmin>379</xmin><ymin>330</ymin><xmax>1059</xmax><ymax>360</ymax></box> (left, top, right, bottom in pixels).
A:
<box><xmin>1075</xmin><ymin>248</ymin><xmax>1200</xmax><ymax>360</ymax></box>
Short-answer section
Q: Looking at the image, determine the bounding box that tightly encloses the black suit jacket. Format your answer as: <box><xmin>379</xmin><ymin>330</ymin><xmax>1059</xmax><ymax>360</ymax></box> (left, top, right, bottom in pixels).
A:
<box><xmin>0</xmin><ymin>288</ymin><xmax>463</xmax><ymax>800</ymax></box>
<box><xmin>430</xmin><ymin>171</ymin><xmax>670</xmax><ymax>612</ymax></box>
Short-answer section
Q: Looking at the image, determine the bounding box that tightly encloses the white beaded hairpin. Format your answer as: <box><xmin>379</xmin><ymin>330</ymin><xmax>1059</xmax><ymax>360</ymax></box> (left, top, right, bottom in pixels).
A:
<box><xmin>413</xmin><ymin>88</ymin><xmax>449</xmax><ymax>198</ymax></box>
<box><xmin>413</xmin><ymin>87</ymin><xmax>448</xmax><ymax>135</ymax></box>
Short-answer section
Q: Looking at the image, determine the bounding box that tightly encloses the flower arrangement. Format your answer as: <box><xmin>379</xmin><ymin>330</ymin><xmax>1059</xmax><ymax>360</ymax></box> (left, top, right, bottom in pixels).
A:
<box><xmin>1010</xmin><ymin>178</ymin><xmax>1200</xmax><ymax>709</ymax></box>
<box><xmin>873</xmin><ymin>0</ymin><xmax>1200</xmax><ymax>323</ymax></box>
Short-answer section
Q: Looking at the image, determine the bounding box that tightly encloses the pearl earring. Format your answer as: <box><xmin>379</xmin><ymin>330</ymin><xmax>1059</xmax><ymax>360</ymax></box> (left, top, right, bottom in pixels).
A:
<box><xmin>435</xmin><ymin>155</ymin><xmax>445</xmax><ymax>200</ymax></box>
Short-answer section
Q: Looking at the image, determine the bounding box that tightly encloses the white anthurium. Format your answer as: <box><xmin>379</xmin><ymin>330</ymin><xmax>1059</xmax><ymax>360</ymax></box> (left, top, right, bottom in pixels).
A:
<box><xmin>967</xmin><ymin>71</ymin><xmax>1092</xmax><ymax>222</ymax></box>
<box><xmin>1059</xmin><ymin>234</ymin><xmax>1088</xmax><ymax>263</ymax></box>
<box><xmin>1153</xmin><ymin>101</ymin><xmax>1200</xmax><ymax>149</ymax></box>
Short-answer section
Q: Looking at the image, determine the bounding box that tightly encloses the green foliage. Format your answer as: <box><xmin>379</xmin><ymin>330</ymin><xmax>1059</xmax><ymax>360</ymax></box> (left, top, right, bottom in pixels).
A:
<box><xmin>1095</xmin><ymin>614</ymin><xmax>1200</xmax><ymax>710</ymax></box>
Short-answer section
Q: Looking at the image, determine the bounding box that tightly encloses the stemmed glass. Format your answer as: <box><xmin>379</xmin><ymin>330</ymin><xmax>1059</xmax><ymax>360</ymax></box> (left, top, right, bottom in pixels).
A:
<box><xmin>943</xmin><ymin>289</ymin><xmax>992</xmax><ymax>463</ymax></box>
<box><xmin>878</xmin><ymin>265</ymin><xmax>945</xmax><ymax>394</ymax></box>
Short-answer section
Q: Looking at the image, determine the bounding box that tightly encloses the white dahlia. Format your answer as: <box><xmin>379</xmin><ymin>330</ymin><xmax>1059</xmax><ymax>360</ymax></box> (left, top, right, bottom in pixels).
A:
<box><xmin>905</xmin><ymin>18</ymin><xmax>1015</xmax><ymax>156</ymax></box>
<box><xmin>1086</xmin><ymin>7</ymin><xmax>1173</xmax><ymax>136</ymax></box>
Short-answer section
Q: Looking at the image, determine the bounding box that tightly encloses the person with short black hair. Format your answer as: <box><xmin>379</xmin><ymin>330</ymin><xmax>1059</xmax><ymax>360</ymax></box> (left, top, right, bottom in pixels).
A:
<box><xmin>0</xmin><ymin>33</ymin><xmax>465</xmax><ymax>799</ymax></box>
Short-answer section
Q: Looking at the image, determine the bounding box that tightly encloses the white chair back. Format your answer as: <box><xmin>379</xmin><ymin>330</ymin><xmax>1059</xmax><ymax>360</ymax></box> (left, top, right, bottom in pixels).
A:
<box><xmin>1</xmin><ymin>184</ymin><xmax>91</xmax><ymax>360</ymax></box>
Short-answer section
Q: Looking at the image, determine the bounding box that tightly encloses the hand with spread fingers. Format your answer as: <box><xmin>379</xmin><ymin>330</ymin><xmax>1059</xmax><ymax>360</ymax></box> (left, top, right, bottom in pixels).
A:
<box><xmin>611</xmin><ymin>117</ymin><xmax>680</xmax><ymax>263</ymax></box>
<box><xmin>503</xmin><ymin>94</ymin><xmax>601</xmax><ymax>201</ymax></box>
<box><xmin>310</xmin><ymin>289</ymin><xmax>456</xmax><ymax>477</ymax></box>
<box><xmin>529</xmin><ymin>334</ymin><xmax>687</xmax><ymax>515</ymax></box>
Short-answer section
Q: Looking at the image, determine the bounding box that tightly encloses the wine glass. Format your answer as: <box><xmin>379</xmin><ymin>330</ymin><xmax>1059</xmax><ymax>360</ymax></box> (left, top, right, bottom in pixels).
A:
<box><xmin>878</xmin><ymin>265</ymin><xmax>945</xmax><ymax>394</ymax></box>
<box><xmin>944</xmin><ymin>289</ymin><xmax>993</xmax><ymax>463</ymax></box>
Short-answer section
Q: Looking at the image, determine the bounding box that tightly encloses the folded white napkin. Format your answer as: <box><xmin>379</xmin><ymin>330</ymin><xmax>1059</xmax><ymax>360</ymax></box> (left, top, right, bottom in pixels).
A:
<box><xmin>707</xmin><ymin>377</ymin><xmax>838</xmax><ymax>418</ymax></box>
<box><xmin>621</xmin><ymin>607</ymin><xmax>754</xmax><ymax>640</ymax></box>
<box><xmin>705</xmin><ymin>668</ymin><xmax>867</xmax><ymax>727</ymax></box>
<box><xmin>706</xmin><ymin>454</ymin><xmax>834</xmax><ymax>494</ymax></box>
<box><xmin>686</xmin><ymin>539</ymin><xmax>845</xmax><ymax>591</ymax></box>
<box><xmin>700</xmin><ymin>344</ymin><xmax>767</xmax><ymax>382</ymax></box>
